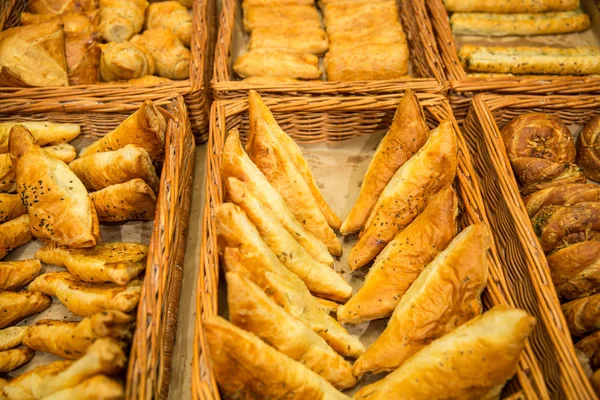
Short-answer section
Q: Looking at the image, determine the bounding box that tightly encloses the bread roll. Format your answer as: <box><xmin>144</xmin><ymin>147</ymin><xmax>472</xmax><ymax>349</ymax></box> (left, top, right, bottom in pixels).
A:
<box><xmin>100</xmin><ymin>41</ymin><xmax>155</xmax><ymax>81</ymax></box>
<box><xmin>234</xmin><ymin>49</ymin><xmax>321</xmax><ymax>79</ymax></box>
<box><xmin>28</xmin><ymin>0</ymin><xmax>98</xmax><ymax>14</ymax></box>
<box><xmin>99</xmin><ymin>0</ymin><xmax>148</xmax><ymax>42</ymax></box>
<box><xmin>444</xmin><ymin>0</ymin><xmax>580</xmax><ymax>13</ymax></box>
<box><xmin>131</xmin><ymin>28</ymin><xmax>190</xmax><ymax>79</ymax></box>
<box><xmin>577</xmin><ymin>115</ymin><xmax>600</xmax><ymax>182</ymax></box>
<box><xmin>146</xmin><ymin>1</ymin><xmax>192</xmax><ymax>47</ymax></box>
<box><xmin>563</xmin><ymin>293</ymin><xmax>600</xmax><ymax>336</ymax></box>
<box><xmin>548</xmin><ymin>241</ymin><xmax>600</xmax><ymax>300</ymax></box>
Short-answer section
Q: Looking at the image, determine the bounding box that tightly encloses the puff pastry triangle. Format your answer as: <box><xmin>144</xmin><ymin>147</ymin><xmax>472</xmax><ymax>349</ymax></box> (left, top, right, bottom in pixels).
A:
<box><xmin>0</xmin><ymin>348</ymin><xmax>34</xmax><ymax>373</ymax></box>
<box><xmin>0</xmin><ymin>193</ymin><xmax>26</xmax><ymax>223</ymax></box>
<box><xmin>0</xmin><ymin>291</ymin><xmax>51</xmax><ymax>329</ymax></box>
<box><xmin>42</xmin><ymin>144</ymin><xmax>77</xmax><ymax>163</ymax></box>
<box><xmin>0</xmin><ymin>214</ymin><xmax>33</xmax><ymax>260</ymax></box>
<box><xmin>0</xmin><ymin>259</ymin><xmax>41</xmax><ymax>291</ymax></box>
<box><xmin>0</xmin><ymin>326</ymin><xmax>29</xmax><ymax>351</ymax></box>
<box><xmin>0</xmin><ymin>121</ymin><xmax>80</xmax><ymax>154</ymax></box>
<box><xmin>89</xmin><ymin>179</ymin><xmax>157</xmax><ymax>222</ymax></box>
<box><xmin>40</xmin><ymin>375</ymin><xmax>124</xmax><ymax>400</ymax></box>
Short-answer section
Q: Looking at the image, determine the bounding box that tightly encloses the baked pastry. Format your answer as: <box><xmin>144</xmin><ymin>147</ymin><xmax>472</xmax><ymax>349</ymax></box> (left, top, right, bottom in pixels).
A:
<box><xmin>349</xmin><ymin>120</ymin><xmax>458</xmax><ymax>270</ymax></box>
<box><xmin>0</xmin><ymin>121</ymin><xmax>80</xmax><ymax>154</ymax></box>
<box><xmin>0</xmin><ymin>193</ymin><xmax>26</xmax><ymax>223</ymax></box>
<box><xmin>234</xmin><ymin>49</ymin><xmax>321</xmax><ymax>80</ymax></box>
<box><xmin>90</xmin><ymin>179</ymin><xmax>157</xmax><ymax>222</ymax></box>
<box><xmin>35</xmin><ymin>242</ymin><xmax>148</xmax><ymax>285</ymax></box>
<box><xmin>27</xmin><ymin>0</ymin><xmax>98</xmax><ymax>14</ymax></box>
<box><xmin>548</xmin><ymin>241</ymin><xmax>600</xmax><ymax>300</ymax></box>
<box><xmin>130</xmin><ymin>28</ymin><xmax>190</xmax><ymax>80</ymax></box>
<box><xmin>592</xmin><ymin>370</ymin><xmax>600</xmax><ymax>398</ymax></box>
<box><xmin>338</xmin><ymin>188</ymin><xmax>457</xmax><ymax>324</ymax></box>
<box><xmin>242</xmin><ymin>5</ymin><xmax>321</xmax><ymax>32</ymax></box>
<box><xmin>0</xmin><ymin>215</ymin><xmax>33</xmax><ymax>260</ymax></box>
<box><xmin>98</xmin><ymin>0</ymin><xmax>148</xmax><ymax>42</ymax></box>
<box><xmin>577</xmin><ymin>115</ymin><xmax>600</xmax><ymax>182</ymax></box>
<box><xmin>100</xmin><ymin>41</ymin><xmax>155</xmax><ymax>82</ymax></box>
<box><xmin>0</xmin><ymin>21</ymin><xmax>68</xmax><ymax>87</ymax></box>
<box><xmin>115</xmin><ymin>75</ymin><xmax>171</xmax><ymax>86</ymax></box>
<box><xmin>0</xmin><ymin>154</ymin><xmax>16</xmax><ymax>193</ymax></box>
<box><xmin>0</xmin><ymin>291</ymin><xmax>51</xmax><ymax>329</ymax></box>
<box><xmin>249</xmin><ymin>27</ymin><xmax>328</xmax><ymax>55</ymax></box>
<box><xmin>10</xmin><ymin>125</ymin><xmax>101</xmax><ymax>248</ymax></box>
<box><xmin>523</xmin><ymin>183</ymin><xmax>600</xmax><ymax>217</ymax></box>
<box><xmin>325</xmin><ymin>43</ymin><xmax>409</xmax><ymax>81</ymax></box>
<box><xmin>353</xmin><ymin>306</ymin><xmax>536</xmax><ymax>400</ymax></box>
<box><xmin>248</xmin><ymin>91</ymin><xmax>341</xmax><ymax>230</ymax></box>
<box><xmin>222</xmin><ymin>247</ymin><xmax>365</xmax><ymax>358</ymax></box>
<box><xmin>20</xmin><ymin>11</ymin><xmax>99</xmax><ymax>34</ymax></box>
<box><xmin>315</xmin><ymin>297</ymin><xmax>339</xmax><ymax>313</ymax></box>
<box><xmin>563</xmin><ymin>293</ymin><xmax>600</xmax><ymax>336</ymax></box>
<box><xmin>39</xmin><ymin>376</ymin><xmax>124</xmax><ymax>400</ymax></box>
<box><xmin>23</xmin><ymin>311</ymin><xmax>133</xmax><ymax>359</ymax></box>
<box><xmin>242</xmin><ymin>76</ymin><xmax>302</xmax><ymax>84</ymax></box>
<box><xmin>0</xmin><ymin>348</ymin><xmax>34</xmax><ymax>373</ymax></box>
<box><xmin>341</xmin><ymin>90</ymin><xmax>428</xmax><ymax>235</ymax></box>
<box><xmin>444</xmin><ymin>0</ymin><xmax>580</xmax><ymax>12</ymax></box>
<box><xmin>28</xmin><ymin>272</ymin><xmax>142</xmax><ymax>317</ymax></box>
<box><xmin>512</xmin><ymin>158</ymin><xmax>585</xmax><ymax>196</ymax></box>
<box><xmin>225</xmin><ymin>179</ymin><xmax>350</xmax><ymax>301</ymax></box>
<box><xmin>0</xmin><ymin>260</ymin><xmax>41</xmax><ymax>291</ymax></box>
<box><xmin>0</xmin><ymin>327</ymin><xmax>29</xmax><ymax>351</ymax></box>
<box><xmin>146</xmin><ymin>1</ymin><xmax>192</xmax><ymax>47</ymax></box>
<box><xmin>42</xmin><ymin>144</ymin><xmax>78</xmax><ymax>163</ymax></box>
<box><xmin>244</xmin><ymin>0</ymin><xmax>314</xmax><ymax>4</ymax></box>
<box><xmin>68</xmin><ymin>144</ymin><xmax>160</xmax><ymax>192</ymax></box>
<box><xmin>80</xmin><ymin>100</ymin><xmax>166</xmax><ymax>162</ymax></box>
<box><xmin>576</xmin><ymin>331</ymin><xmax>600</xmax><ymax>370</ymax></box>
<box><xmin>221</xmin><ymin>129</ymin><xmax>333</xmax><ymax>266</ymax></box>
<box><xmin>327</xmin><ymin>22</ymin><xmax>405</xmax><ymax>50</ymax></box>
<box><xmin>323</xmin><ymin>1</ymin><xmax>398</xmax><ymax>35</ymax></box>
<box><xmin>65</xmin><ymin>32</ymin><xmax>101</xmax><ymax>85</ymax></box>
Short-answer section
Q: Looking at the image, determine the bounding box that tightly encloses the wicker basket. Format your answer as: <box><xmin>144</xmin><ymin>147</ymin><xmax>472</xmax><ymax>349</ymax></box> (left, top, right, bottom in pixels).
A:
<box><xmin>463</xmin><ymin>94</ymin><xmax>600</xmax><ymax>400</ymax></box>
<box><xmin>0</xmin><ymin>96</ymin><xmax>195</xmax><ymax>400</ymax></box>
<box><xmin>211</xmin><ymin>0</ymin><xmax>447</xmax><ymax>101</ymax></box>
<box><xmin>427</xmin><ymin>0</ymin><xmax>600</xmax><ymax>123</ymax></box>
<box><xmin>0</xmin><ymin>0</ymin><xmax>216</xmax><ymax>143</ymax></box>
<box><xmin>192</xmin><ymin>95</ymin><xmax>550</xmax><ymax>400</ymax></box>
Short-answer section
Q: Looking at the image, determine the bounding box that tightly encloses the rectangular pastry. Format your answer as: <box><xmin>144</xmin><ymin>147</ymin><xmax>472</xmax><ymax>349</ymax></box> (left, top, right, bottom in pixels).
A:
<box><xmin>242</xmin><ymin>5</ymin><xmax>321</xmax><ymax>32</ymax></box>
<box><xmin>249</xmin><ymin>27</ymin><xmax>328</xmax><ymax>55</ymax></box>
<box><xmin>328</xmin><ymin>23</ymin><xmax>406</xmax><ymax>50</ymax></box>
<box><xmin>323</xmin><ymin>1</ymin><xmax>398</xmax><ymax>35</ymax></box>
<box><xmin>444</xmin><ymin>0</ymin><xmax>580</xmax><ymax>13</ymax></box>
<box><xmin>325</xmin><ymin>43</ymin><xmax>409</xmax><ymax>81</ymax></box>
<box><xmin>234</xmin><ymin>49</ymin><xmax>321</xmax><ymax>79</ymax></box>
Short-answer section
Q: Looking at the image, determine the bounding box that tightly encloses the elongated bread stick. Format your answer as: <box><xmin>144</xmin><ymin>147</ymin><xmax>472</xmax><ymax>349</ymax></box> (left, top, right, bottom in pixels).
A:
<box><xmin>444</xmin><ymin>0</ymin><xmax>580</xmax><ymax>13</ymax></box>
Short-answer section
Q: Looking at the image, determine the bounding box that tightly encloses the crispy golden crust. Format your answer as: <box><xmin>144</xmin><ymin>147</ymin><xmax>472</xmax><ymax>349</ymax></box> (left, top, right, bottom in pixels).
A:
<box><xmin>65</xmin><ymin>31</ymin><xmax>100</xmax><ymax>85</ymax></box>
<box><xmin>249</xmin><ymin>27</ymin><xmax>328</xmax><ymax>55</ymax></box>
<box><xmin>243</xmin><ymin>5</ymin><xmax>321</xmax><ymax>32</ymax></box>
<box><xmin>0</xmin><ymin>260</ymin><xmax>41</xmax><ymax>291</ymax></box>
<box><xmin>0</xmin><ymin>215</ymin><xmax>33</xmax><ymax>260</ymax></box>
<box><xmin>28</xmin><ymin>0</ymin><xmax>98</xmax><ymax>14</ymax></box>
<box><xmin>0</xmin><ymin>347</ymin><xmax>34</xmax><ymax>373</ymax></box>
<box><xmin>327</xmin><ymin>23</ymin><xmax>406</xmax><ymax>52</ymax></box>
<box><xmin>100</xmin><ymin>41</ymin><xmax>155</xmax><ymax>82</ymax></box>
<box><xmin>444</xmin><ymin>0</ymin><xmax>580</xmax><ymax>13</ymax></box>
<box><xmin>523</xmin><ymin>183</ymin><xmax>600</xmax><ymax>217</ymax></box>
<box><xmin>0</xmin><ymin>193</ymin><xmax>26</xmax><ymax>223</ymax></box>
<box><xmin>0</xmin><ymin>327</ymin><xmax>29</xmax><ymax>351</ymax></box>
<box><xmin>0</xmin><ymin>154</ymin><xmax>16</xmax><ymax>193</ymax></box>
<box><xmin>0</xmin><ymin>122</ymin><xmax>80</xmax><ymax>154</ymax></box>
<box><xmin>323</xmin><ymin>1</ymin><xmax>398</xmax><ymax>35</ymax></box>
<box><xmin>0</xmin><ymin>291</ymin><xmax>51</xmax><ymax>329</ymax></box>
<box><xmin>512</xmin><ymin>158</ymin><xmax>585</xmax><ymax>195</ymax></box>
<box><xmin>39</xmin><ymin>375</ymin><xmax>124</xmax><ymax>400</ymax></box>
<box><xmin>90</xmin><ymin>179</ymin><xmax>157</xmax><ymax>222</ymax></box>
<box><xmin>577</xmin><ymin>115</ymin><xmax>600</xmax><ymax>182</ymax></box>
<box><xmin>98</xmin><ymin>0</ymin><xmax>147</xmax><ymax>42</ymax></box>
<box><xmin>130</xmin><ymin>28</ymin><xmax>190</xmax><ymax>80</ymax></box>
<box><xmin>43</xmin><ymin>144</ymin><xmax>78</xmax><ymax>163</ymax></box>
<box><xmin>548</xmin><ymin>242</ymin><xmax>600</xmax><ymax>300</ymax></box>
<box><xmin>234</xmin><ymin>49</ymin><xmax>322</xmax><ymax>80</ymax></box>
<box><xmin>146</xmin><ymin>1</ymin><xmax>192</xmax><ymax>47</ymax></box>
<box><xmin>325</xmin><ymin>43</ymin><xmax>409</xmax><ymax>81</ymax></box>
<box><xmin>563</xmin><ymin>293</ymin><xmax>600</xmax><ymax>336</ymax></box>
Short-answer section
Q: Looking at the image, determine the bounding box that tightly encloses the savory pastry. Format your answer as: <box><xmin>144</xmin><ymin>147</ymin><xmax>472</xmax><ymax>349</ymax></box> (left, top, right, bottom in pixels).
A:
<box><xmin>316</xmin><ymin>297</ymin><xmax>339</xmax><ymax>313</ymax></box>
<box><xmin>40</xmin><ymin>375</ymin><xmax>124</xmax><ymax>400</ymax></box>
<box><xmin>327</xmin><ymin>23</ymin><xmax>406</xmax><ymax>52</ymax></box>
<box><xmin>248</xmin><ymin>91</ymin><xmax>340</xmax><ymax>230</ymax></box>
<box><xmin>90</xmin><ymin>179</ymin><xmax>157</xmax><ymax>222</ymax></box>
<box><xmin>130</xmin><ymin>28</ymin><xmax>190</xmax><ymax>80</ymax></box>
<box><xmin>444</xmin><ymin>0</ymin><xmax>580</xmax><ymax>13</ymax></box>
<box><xmin>204</xmin><ymin>315</ymin><xmax>350</xmax><ymax>400</ymax></box>
<box><xmin>0</xmin><ymin>21</ymin><xmax>68</xmax><ymax>87</ymax></box>
<box><xmin>220</xmin><ymin>129</ymin><xmax>333</xmax><ymax>266</ymax></box>
<box><xmin>23</xmin><ymin>311</ymin><xmax>133</xmax><ymax>359</ymax></box>
<box><xmin>577</xmin><ymin>115</ymin><xmax>600</xmax><ymax>182</ymax></box>
<box><xmin>234</xmin><ymin>49</ymin><xmax>321</xmax><ymax>80</ymax></box>
<box><xmin>28</xmin><ymin>272</ymin><xmax>142</xmax><ymax>317</ymax></box>
<box><xmin>10</xmin><ymin>126</ymin><xmax>101</xmax><ymax>248</ymax></box>
<box><xmin>523</xmin><ymin>183</ymin><xmax>600</xmax><ymax>217</ymax></box>
<box><xmin>341</xmin><ymin>90</ymin><xmax>428</xmax><ymax>235</ymax></box>
<box><xmin>146</xmin><ymin>1</ymin><xmax>192</xmax><ymax>47</ymax></box>
<box><xmin>0</xmin><ymin>327</ymin><xmax>29</xmax><ymax>351</ymax></box>
<box><xmin>20</xmin><ymin>11</ymin><xmax>99</xmax><ymax>34</ymax></box>
<box><xmin>548</xmin><ymin>241</ymin><xmax>600</xmax><ymax>300</ymax></box>
<box><xmin>576</xmin><ymin>331</ymin><xmax>600</xmax><ymax>370</ymax></box>
<box><xmin>0</xmin><ymin>154</ymin><xmax>15</xmax><ymax>193</ymax></box>
<box><xmin>0</xmin><ymin>260</ymin><xmax>41</xmax><ymax>291</ymax></box>
<box><xmin>65</xmin><ymin>32</ymin><xmax>101</xmax><ymax>85</ymax></box>
<box><xmin>35</xmin><ymin>242</ymin><xmax>148</xmax><ymax>285</ymax></box>
<box><xmin>243</xmin><ymin>0</ymin><xmax>314</xmax><ymax>4</ymax></box>
<box><xmin>68</xmin><ymin>144</ymin><xmax>160</xmax><ymax>192</ymax></box>
<box><xmin>338</xmin><ymin>188</ymin><xmax>457</xmax><ymax>324</ymax></box>
<box><xmin>0</xmin><ymin>215</ymin><xmax>33</xmax><ymax>260</ymax></box>
<box><xmin>100</xmin><ymin>41</ymin><xmax>155</xmax><ymax>81</ymax></box>
<box><xmin>0</xmin><ymin>291</ymin><xmax>51</xmax><ymax>329</ymax></box>
<box><xmin>249</xmin><ymin>27</ymin><xmax>328</xmax><ymax>55</ymax></box>
<box><xmin>98</xmin><ymin>0</ymin><xmax>148</xmax><ymax>42</ymax></box>
<box><xmin>0</xmin><ymin>121</ymin><xmax>80</xmax><ymax>154</ymax></box>
<box><xmin>0</xmin><ymin>348</ymin><xmax>34</xmax><ymax>373</ymax></box>
<box><xmin>322</xmin><ymin>1</ymin><xmax>399</xmax><ymax>35</ymax></box>
<box><xmin>242</xmin><ymin>76</ymin><xmax>302</xmax><ymax>84</ymax></box>
<box><xmin>563</xmin><ymin>293</ymin><xmax>600</xmax><ymax>336</ymax></box>
<box><xmin>27</xmin><ymin>0</ymin><xmax>98</xmax><ymax>14</ymax></box>
<box><xmin>353</xmin><ymin>306</ymin><xmax>535</xmax><ymax>400</ymax></box>
<box><xmin>226</xmin><ymin>272</ymin><xmax>356</xmax><ymax>389</ymax></box>
<box><xmin>0</xmin><ymin>193</ymin><xmax>26</xmax><ymax>223</ymax></box>
<box><xmin>242</xmin><ymin>5</ymin><xmax>321</xmax><ymax>32</ymax></box>
<box><xmin>450</xmin><ymin>10</ymin><xmax>591</xmax><ymax>36</ymax></box>
<box><xmin>592</xmin><ymin>370</ymin><xmax>600</xmax><ymax>398</ymax></box>
<box><xmin>120</xmin><ymin>75</ymin><xmax>171</xmax><ymax>86</ymax></box>
<box><xmin>349</xmin><ymin>120</ymin><xmax>457</xmax><ymax>270</ymax></box>
<box><xmin>514</xmin><ymin>159</ymin><xmax>585</xmax><ymax>196</ymax></box>
<box><xmin>325</xmin><ymin>43</ymin><xmax>409</xmax><ymax>81</ymax></box>
<box><xmin>42</xmin><ymin>144</ymin><xmax>78</xmax><ymax>163</ymax></box>
<box><xmin>80</xmin><ymin>100</ymin><xmax>166</xmax><ymax>162</ymax></box>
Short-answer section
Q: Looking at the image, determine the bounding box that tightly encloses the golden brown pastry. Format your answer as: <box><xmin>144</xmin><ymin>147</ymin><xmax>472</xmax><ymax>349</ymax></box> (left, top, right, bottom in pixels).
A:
<box><xmin>323</xmin><ymin>1</ymin><xmax>398</xmax><ymax>35</ymax></box>
<box><xmin>28</xmin><ymin>272</ymin><xmax>142</xmax><ymax>317</ymax></box>
<box><xmin>40</xmin><ymin>375</ymin><xmax>124</xmax><ymax>400</ymax></box>
<box><xmin>234</xmin><ymin>49</ymin><xmax>321</xmax><ymax>80</ymax></box>
<box><xmin>42</xmin><ymin>144</ymin><xmax>78</xmax><ymax>164</ymax></box>
<box><xmin>3</xmin><ymin>361</ymin><xmax>71</xmax><ymax>399</ymax></box>
<box><xmin>100</xmin><ymin>41</ymin><xmax>155</xmax><ymax>81</ymax></box>
<box><xmin>20</xmin><ymin>11</ymin><xmax>99</xmax><ymax>34</ymax></box>
<box><xmin>0</xmin><ymin>215</ymin><xmax>33</xmax><ymax>260</ymax></box>
<box><xmin>0</xmin><ymin>327</ymin><xmax>29</xmax><ymax>351</ymax></box>
<box><xmin>249</xmin><ymin>27</ymin><xmax>328</xmax><ymax>55</ymax></box>
<box><xmin>563</xmin><ymin>293</ymin><xmax>600</xmax><ymax>336</ymax></box>
<box><xmin>0</xmin><ymin>291</ymin><xmax>51</xmax><ymax>329</ymax></box>
<box><xmin>23</xmin><ymin>311</ymin><xmax>133</xmax><ymax>359</ymax></box>
<box><xmin>80</xmin><ymin>100</ymin><xmax>166</xmax><ymax>161</ymax></box>
<box><xmin>592</xmin><ymin>369</ymin><xmax>600</xmax><ymax>398</ymax></box>
<box><xmin>548</xmin><ymin>241</ymin><xmax>600</xmax><ymax>300</ymax></box>
<box><xmin>349</xmin><ymin>120</ymin><xmax>457</xmax><ymax>270</ymax></box>
<box><xmin>327</xmin><ymin>23</ymin><xmax>406</xmax><ymax>53</ymax></box>
<box><xmin>35</xmin><ymin>242</ymin><xmax>147</xmax><ymax>285</ymax></box>
<box><xmin>341</xmin><ymin>90</ymin><xmax>428</xmax><ymax>235</ymax></box>
<box><xmin>576</xmin><ymin>331</ymin><xmax>600</xmax><ymax>370</ymax></box>
<box><xmin>146</xmin><ymin>1</ymin><xmax>192</xmax><ymax>47</ymax></box>
<box><xmin>512</xmin><ymin>158</ymin><xmax>585</xmax><ymax>196</ymax></box>
<box><xmin>111</xmin><ymin>75</ymin><xmax>170</xmax><ymax>85</ymax></box>
<box><xmin>338</xmin><ymin>188</ymin><xmax>457</xmax><ymax>324</ymax></box>
<box><xmin>28</xmin><ymin>0</ymin><xmax>98</xmax><ymax>14</ymax></box>
<box><xmin>523</xmin><ymin>183</ymin><xmax>600</xmax><ymax>217</ymax></box>
<box><xmin>0</xmin><ymin>193</ymin><xmax>26</xmax><ymax>223</ymax></box>
<box><xmin>65</xmin><ymin>32</ymin><xmax>101</xmax><ymax>85</ymax></box>
<box><xmin>0</xmin><ymin>121</ymin><xmax>80</xmax><ymax>154</ymax></box>
<box><xmin>325</xmin><ymin>43</ymin><xmax>410</xmax><ymax>81</ymax></box>
<box><xmin>220</xmin><ymin>129</ymin><xmax>333</xmax><ymax>266</ymax></box>
<box><xmin>130</xmin><ymin>28</ymin><xmax>190</xmax><ymax>79</ymax></box>
<box><xmin>90</xmin><ymin>179</ymin><xmax>157</xmax><ymax>222</ymax></box>
<box><xmin>226</xmin><ymin>272</ymin><xmax>356</xmax><ymax>389</ymax></box>
<box><xmin>316</xmin><ymin>297</ymin><xmax>339</xmax><ymax>313</ymax></box>
<box><xmin>0</xmin><ymin>260</ymin><xmax>41</xmax><ymax>291</ymax></box>
<box><xmin>0</xmin><ymin>154</ymin><xmax>16</xmax><ymax>193</ymax></box>
<box><xmin>354</xmin><ymin>306</ymin><xmax>535</xmax><ymax>400</ymax></box>
<box><xmin>204</xmin><ymin>315</ymin><xmax>351</xmax><ymax>400</ymax></box>
<box><xmin>444</xmin><ymin>0</ymin><xmax>580</xmax><ymax>13</ymax></box>
<box><xmin>68</xmin><ymin>144</ymin><xmax>160</xmax><ymax>192</ymax></box>
<box><xmin>98</xmin><ymin>0</ymin><xmax>148</xmax><ymax>42</ymax></box>
<box><xmin>0</xmin><ymin>348</ymin><xmax>34</xmax><ymax>373</ymax></box>
<box><xmin>242</xmin><ymin>76</ymin><xmax>302</xmax><ymax>84</ymax></box>
<box><xmin>10</xmin><ymin>126</ymin><xmax>101</xmax><ymax>248</ymax></box>
<box><xmin>0</xmin><ymin>21</ymin><xmax>68</xmax><ymax>87</ymax></box>
<box><xmin>244</xmin><ymin>0</ymin><xmax>314</xmax><ymax>4</ymax></box>
<box><xmin>243</xmin><ymin>5</ymin><xmax>321</xmax><ymax>32</ymax></box>
<box><xmin>577</xmin><ymin>115</ymin><xmax>600</xmax><ymax>182</ymax></box>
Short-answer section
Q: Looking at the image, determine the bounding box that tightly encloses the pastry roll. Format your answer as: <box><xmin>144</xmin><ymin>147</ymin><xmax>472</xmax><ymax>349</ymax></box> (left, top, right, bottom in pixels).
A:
<box><xmin>249</xmin><ymin>27</ymin><xmax>328</xmax><ymax>55</ymax></box>
<box><xmin>325</xmin><ymin>43</ymin><xmax>409</xmax><ymax>81</ymax></box>
<box><xmin>100</xmin><ymin>41</ymin><xmax>155</xmax><ymax>81</ymax></box>
<box><xmin>563</xmin><ymin>293</ymin><xmax>600</xmax><ymax>336</ymax></box>
<box><xmin>0</xmin><ymin>327</ymin><xmax>29</xmax><ymax>351</ymax></box>
<box><xmin>0</xmin><ymin>348</ymin><xmax>34</xmax><ymax>373</ymax></box>
<box><xmin>0</xmin><ymin>215</ymin><xmax>33</xmax><ymax>260</ymax></box>
<box><xmin>20</xmin><ymin>11</ymin><xmax>99</xmax><ymax>33</ymax></box>
<box><xmin>10</xmin><ymin>126</ymin><xmax>101</xmax><ymax>248</ymax></box>
<box><xmin>65</xmin><ymin>32</ymin><xmax>101</xmax><ymax>85</ymax></box>
<box><xmin>220</xmin><ymin>130</ymin><xmax>333</xmax><ymax>266</ymax></box>
<box><xmin>323</xmin><ymin>1</ymin><xmax>398</xmax><ymax>35</ymax></box>
<box><xmin>0</xmin><ymin>21</ymin><xmax>68</xmax><ymax>87</ymax></box>
<box><xmin>349</xmin><ymin>120</ymin><xmax>458</xmax><ymax>270</ymax></box>
<box><xmin>577</xmin><ymin>115</ymin><xmax>600</xmax><ymax>182</ymax></box>
<box><xmin>516</xmin><ymin>160</ymin><xmax>585</xmax><ymax>196</ymax></box>
<box><xmin>28</xmin><ymin>272</ymin><xmax>142</xmax><ymax>317</ymax></box>
<box><xmin>243</xmin><ymin>0</ymin><xmax>315</xmax><ymax>4</ymax></box>
<box><xmin>27</xmin><ymin>0</ymin><xmax>98</xmax><ymax>14</ymax></box>
<box><xmin>523</xmin><ymin>183</ymin><xmax>600</xmax><ymax>217</ymax></box>
<box><xmin>444</xmin><ymin>0</ymin><xmax>580</xmax><ymax>13</ymax></box>
<box><xmin>242</xmin><ymin>76</ymin><xmax>302</xmax><ymax>84</ymax></box>
<box><xmin>242</xmin><ymin>5</ymin><xmax>321</xmax><ymax>32</ymax></box>
<box><xmin>69</xmin><ymin>144</ymin><xmax>160</xmax><ymax>192</ymax></box>
<box><xmin>0</xmin><ymin>121</ymin><xmax>80</xmax><ymax>154</ymax></box>
<box><xmin>0</xmin><ymin>291</ymin><xmax>51</xmax><ymax>329</ymax></box>
<box><xmin>90</xmin><ymin>179</ymin><xmax>157</xmax><ymax>222</ymax></box>
<box><xmin>0</xmin><ymin>260</ymin><xmax>41</xmax><ymax>291</ymax></box>
<box><xmin>146</xmin><ymin>1</ymin><xmax>192</xmax><ymax>47</ymax></box>
<box><xmin>327</xmin><ymin>23</ymin><xmax>406</xmax><ymax>50</ymax></box>
<box><xmin>131</xmin><ymin>28</ymin><xmax>190</xmax><ymax>80</ymax></box>
<box><xmin>35</xmin><ymin>242</ymin><xmax>148</xmax><ymax>285</ymax></box>
<box><xmin>234</xmin><ymin>49</ymin><xmax>321</xmax><ymax>80</ymax></box>
<box><xmin>98</xmin><ymin>0</ymin><xmax>148</xmax><ymax>42</ymax></box>
<box><xmin>0</xmin><ymin>154</ymin><xmax>15</xmax><ymax>193</ymax></box>
<box><xmin>0</xmin><ymin>193</ymin><xmax>26</xmax><ymax>223</ymax></box>
<box><xmin>576</xmin><ymin>330</ymin><xmax>600</xmax><ymax>370</ymax></box>
<box><xmin>40</xmin><ymin>376</ymin><xmax>124</xmax><ymax>400</ymax></box>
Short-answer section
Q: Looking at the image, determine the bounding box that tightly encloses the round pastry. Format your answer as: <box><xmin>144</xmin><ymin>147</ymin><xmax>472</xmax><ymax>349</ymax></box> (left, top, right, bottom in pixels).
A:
<box><xmin>577</xmin><ymin>115</ymin><xmax>600</xmax><ymax>182</ymax></box>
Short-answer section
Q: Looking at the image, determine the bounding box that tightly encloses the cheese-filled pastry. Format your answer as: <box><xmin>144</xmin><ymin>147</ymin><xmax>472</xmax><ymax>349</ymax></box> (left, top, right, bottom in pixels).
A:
<box><xmin>146</xmin><ymin>1</ymin><xmax>192</xmax><ymax>47</ymax></box>
<box><xmin>80</xmin><ymin>100</ymin><xmax>166</xmax><ymax>162</ymax></box>
<box><xmin>234</xmin><ymin>49</ymin><xmax>322</xmax><ymax>80</ymax></box>
<box><xmin>0</xmin><ymin>260</ymin><xmax>41</xmax><ymax>291</ymax></box>
<box><xmin>40</xmin><ymin>375</ymin><xmax>124</xmax><ymax>400</ymax></box>
<box><xmin>0</xmin><ymin>154</ymin><xmax>15</xmax><ymax>193</ymax></box>
<box><xmin>243</xmin><ymin>5</ymin><xmax>321</xmax><ymax>32</ymax></box>
<box><xmin>28</xmin><ymin>0</ymin><xmax>98</xmax><ymax>14</ymax></box>
<box><xmin>325</xmin><ymin>43</ymin><xmax>409</xmax><ymax>81</ymax></box>
<box><xmin>69</xmin><ymin>145</ymin><xmax>160</xmax><ymax>192</ymax></box>
<box><xmin>0</xmin><ymin>193</ymin><xmax>26</xmax><ymax>223</ymax></box>
<box><xmin>0</xmin><ymin>327</ymin><xmax>29</xmax><ymax>351</ymax></box>
<box><xmin>0</xmin><ymin>215</ymin><xmax>33</xmax><ymax>260</ymax></box>
<box><xmin>444</xmin><ymin>0</ymin><xmax>580</xmax><ymax>13</ymax></box>
<box><xmin>65</xmin><ymin>32</ymin><xmax>101</xmax><ymax>85</ymax></box>
<box><xmin>204</xmin><ymin>315</ymin><xmax>351</xmax><ymax>400</ymax></box>
<box><xmin>23</xmin><ymin>311</ymin><xmax>133</xmax><ymax>359</ymax></box>
<box><xmin>131</xmin><ymin>29</ymin><xmax>190</xmax><ymax>80</ymax></box>
<box><xmin>249</xmin><ymin>27</ymin><xmax>328</xmax><ymax>55</ymax></box>
<box><xmin>341</xmin><ymin>90</ymin><xmax>428</xmax><ymax>235</ymax></box>
<box><xmin>0</xmin><ymin>291</ymin><xmax>51</xmax><ymax>329</ymax></box>
<box><xmin>323</xmin><ymin>1</ymin><xmax>398</xmax><ymax>35</ymax></box>
<box><xmin>523</xmin><ymin>183</ymin><xmax>600</xmax><ymax>217</ymax></box>
<box><xmin>220</xmin><ymin>130</ymin><xmax>333</xmax><ymax>266</ymax></box>
<box><xmin>42</xmin><ymin>144</ymin><xmax>78</xmax><ymax>164</ymax></box>
<box><xmin>349</xmin><ymin>120</ymin><xmax>457</xmax><ymax>269</ymax></box>
<box><xmin>100</xmin><ymin>41</ymin><xmax>155</xmax><ymax>82</ymax></box>
<box><xmin>28</xmin><ymin>272</ymin><xmax>142</xmax><ymax>317</ymax></box>
<box><xmin>99</xmin><ymin>0</ymin><xmax>148</xmax><ymax>42</ymax></box>
<box><xmin>0</xmin><ymin>348</ymin><xmax>34</xmax><ymax>373</ymax></box>
<box><xmin>0</xmin><ymin>121</ymin><xmax>80</xmax><ymax>154</ymax></box>
<box><xmin>20</xmin><ymin>11</ymin><xmax>99</xmax><ymax>34</ymax></box>
<box><xmin>10</xmin><ymin>125</ymin><xmax>101</xmax><ymax>248</ymax></box>
<box><xmin>354</xmin><ymin>307</ymin><xmax>535</xmax><ymax>400</ymax></box>
<box><xmin>90</xmin><ymin>179</ymin><xmax>157</xmax><ymax>222</ymax></box>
